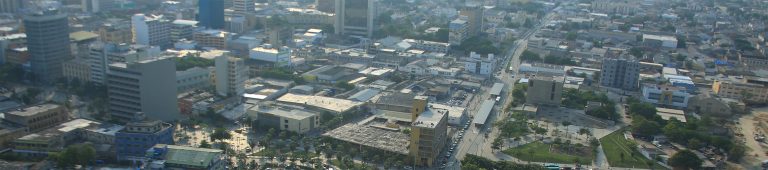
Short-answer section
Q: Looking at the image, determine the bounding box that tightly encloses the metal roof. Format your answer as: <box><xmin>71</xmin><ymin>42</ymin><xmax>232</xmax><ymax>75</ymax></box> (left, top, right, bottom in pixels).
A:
<box><xmin>489</xmin><ymin>83</ymin><xmax>504</xmax><ymax>96</ymax></box>
<box><xmin>472</xmin><ymin>99</ymin><xmax>496</xmax><ymax>125</ymax></box>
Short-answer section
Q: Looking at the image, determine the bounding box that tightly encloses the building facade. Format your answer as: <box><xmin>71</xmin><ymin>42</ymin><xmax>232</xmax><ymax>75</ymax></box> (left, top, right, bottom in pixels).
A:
<box><xmin>107</xmin><ymin>56</ymin><xmax>180</xmax><ymax>122</ymax></box>
<box><xmin>62</xmin><ymin>58</ymin><xmax>91</xmax><ymax>83</ymax></box>
<box><xmin>176</xmin><ymin>67</ymin><xmax>212</xmax><ymax>93</ymax></box>
<box><xmin>459</xmin><ymin>4</ymin><xmax>484</xmax><ymax>37</ymax></box>
<box><xmin>409</xmin><ymin>96</ymin><xmax>448</xmax><ymax>167</ymax></box>
<box><xmin>193</xmin><ymin>30</ymin><xmax>232</xmax><ymax>50</ymax></box>
<box><xmin>248</xmin><ymin>105</ymin><xmax>319</xmax><ymax>134</ymax></box>
<box><xmin>24</xmin><ymin>11</ymin><xmax>72</xmax><ymax>83</ymax></box>
<box><xmin>215</xmin><ymin>55</ymin><xmax>247</xmax><ymax>97</ymax></box>
<box><xmin>449</xmin><ymin>18</ymin><xmax>469</xmax><ymax>46</ymax></box>
<box><xmin>463</xmin><ymin>52</ymin><xmax>495</xmax><ymax>76</ymax></box>
<box><xmin>334</xmin><ymin>0</ymin><xmax>374</xmax><ymax>37</ymax></box>
<box><xmin>600</xmin><ymin>56</ymin><xmax>640</xmax><ymax>91</ymax></box>
<box><xmin>232</xmin><ymin>0</ymin><xmax>255</xmax><ymax>15</ymax></box>
<box><xmin>3</xmin><ymin>104</ymin><xmax>68</xmax><ymax>133</ymax></box>
<box><xmin>250</xmin><ymin>45</ymin><xmax>292</xmax><ymax>66</ymax></box>
<box><xmin>526</xmin><ymin>76</ymin><xmax>564</xmax><ymax>106</ymax></box>
<box><xmin>198</xmin><ymin>0</ymin><xmax>225</xmax><ymax>29</ymax></box>
<box><xmin>712</xmin><ymin>77</ymin><xmax>768</xmax><ymax>104</ymax></box>
<box><xmin>0</xmin><ymin>0</ymin><xmax>23</xmax><ymax>14</ymax></box>
<box><xmin>132</xmin><ymin>14</ymin><xmax>172</xmax><ymax>49</ymax></box>
<box><xmin>115</xmin><ymin>120</ymin><xmax>174</xmax><ymax>161</ymax></box>
<box><xmin>642</xmin><ymin>84</ymin><xmax>690</xmax><ymax>108</ymax></box>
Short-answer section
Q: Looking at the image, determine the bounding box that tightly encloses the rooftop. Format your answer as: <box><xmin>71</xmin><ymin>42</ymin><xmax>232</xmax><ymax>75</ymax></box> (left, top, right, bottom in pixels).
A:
<box><xmin>413</xmin><ymin>108</ymin><xmax>447</xmax><ymax>128</ymax></box>
<box><xmin>276</xmin><ymin>93</ymin><xmax>363</xmax><ymax>113</ymax></box>
<box><xmin>323</xmin><ymin>124</ymin><xmax>410</xmax><ymax>155</ymax></box>
<box><xmin>17</xmin><ymin>119</ymin><xmax>122</xmax><ymax>142</ymax></box>
<box><xmin>657</xmin><ymin>108</ymin><xmax>686</xmax><ymax>122</ymax></box>
<box><xmin>472</xmin><ymin>99</ymin><xmax>496</xmax><ymax>125</ymax></box>
<box><xmin>69</xmin><ymin>31</ymin><xmax>99</xmax><ymax>42</ymax></box>
<box><xmin>150</xmin><ymin>144</ymin><xmax>222</xmax><ymax>168</ymax></box>
<box><xmin>4</xmin><ymin>104</ymin><xmax>61</xmax><ymax>117</ymax></box>
<box><xmin>250</xmin><ymin>106</ymin><xmax>315</xmax><ymax>120</ymax></box>
<box><xmin>489</xmin><ymin>83</ymin><xmax>505</xmax><ymax>96</ymax></box>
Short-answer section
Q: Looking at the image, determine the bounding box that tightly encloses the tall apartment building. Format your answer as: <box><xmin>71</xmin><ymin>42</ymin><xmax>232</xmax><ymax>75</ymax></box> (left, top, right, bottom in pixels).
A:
<box><xmin>88</xmin><ymin>42</ymin><xmax>161</xmax><ymax>84</ymax></box>
<box><xmin>97</xmin><ymin>23</ymin><xmax>133</xmax><ymax>44</ymax></box>
<box><xmin>600</xmin><ymin>55</ymin><xmax>640</xmax><ymax>91</ymax></box>
<box><xmin>132</xmin><ymin>14</ymin><xmax>172</xmax><ymax>49</ymax></box>
<box><xmin>449</xmin><ymin>18</ymin><xmax>469</xmax><ymax>46</ymax></box>
<box><xmin>526</xmin><ymin>76</ymin><xmax>564</xmax><ymax>106</ymax></box>
<box><xmin>316</xmin><ymin>0</ymin><xmax>335</xmax><ymax>13</ymax></box>
<box><xmin>193</xmin><ymin>29</ymin><xmax>232</xmax><ymax>50</ymax></box>
<box><xmin>24</xmin><ymin>10</ymin><xmax>71</xmax><ymax>83</ymax></box>
<box><xmin>107</xmin><ymin>56</ymin><xmax>180</xmax><ymax>122</ymax></box>
<box><xmin>198</xmin><ymin>0</ymin><xmax>225</xmax><ymax>29</ymax></box>
<box><xmin>409</xmin><ymin>96</ymin><xmax>448</xmax><ymax>167</ymax></box>
<box><xmin>170</xmin><ymin>20</ymin><xmax>198</xmax><ymax>42</ymax></box>
<box><xmin>463</xmin><ymin>52</ymin><xmax>496</xmax><ymax>76</ymax></box>
<box><xmin>0</xmin><ymin>0</ymin><xmax>24</xmax><ymax>14</ymax></box>
<box><xmin>2</xmin><ymin>104</ymin><xmax>68</xmax><ymax>133</ymax></box>
<box><xmin>334</xmin><ymin>0</ymin><xmax>374</xmax><ymax>37</ymax></box>
<box><xmin>232</xmin><ymin>0</ymin><xmax>255</xmax><ymax>15</ymax></box>
<box><xmin>459</xmin><ymin>4</ymin><xmax>484</xmax><ymax>37</ymax></box>
<box><xmin>712</xmin><ymin>77</ymin><xmax>768</xmax><ymax>104</ymax></box>
<box><xmin>215</xmin><ymin>55</ymin><xmax>247</xmax><ymax>97</ymax></box>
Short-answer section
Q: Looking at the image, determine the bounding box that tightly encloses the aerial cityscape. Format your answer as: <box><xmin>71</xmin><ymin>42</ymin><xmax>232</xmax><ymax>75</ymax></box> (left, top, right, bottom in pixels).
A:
<box><xmin>0</xmin><ymin>0</ymin><xmax>767</xmax><ymax>169</ymax></box>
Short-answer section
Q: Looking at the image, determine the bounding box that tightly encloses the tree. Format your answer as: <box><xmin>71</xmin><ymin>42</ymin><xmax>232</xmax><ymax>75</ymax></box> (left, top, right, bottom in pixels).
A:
<box><xmin>520</xmin><ymin>50</ymin><xmax>542</xmax><ymax>62</ymax></box>
<box><xmin>631</xmin><ymin>117</ymin><xmax>662</xmax><ymax>136</ymax></box>
<box><xmin>629</xmin><ymin>47</ymin><xmax>644</xmax><ymax>58</ymax></box>
<box><xmin>629</xmin><ymin>102</ymin><xmax>657</xmax><ymax>119</ymax></box>
<box><xmin>566</xmin><ymin>31</ymin><xmax>577</xmax><ymax>41</ymax></box>
<box><xmin>667</xmin><ymin>150</ymin><xmax>702</xmax><ymax>170</ymax></box>
<box><xmin>200</xmin><ymin>140</ymin><xmax>212</xmax><ymax>148</ymax></box>
<box><xmin>51</xmin><ymin>143</ymin><xmax>96</xmax><ymax>168</ymax></box>
<box><xmin>211</xmin><ymin>128</ymin><xmax>232</xmax><ymax>141</ymax></box>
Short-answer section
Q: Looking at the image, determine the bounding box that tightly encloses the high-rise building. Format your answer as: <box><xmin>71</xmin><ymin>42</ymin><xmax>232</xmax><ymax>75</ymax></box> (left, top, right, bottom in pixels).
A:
<box><xmin>334</xmin><ymin>0</ymin><xmax>374</xmax><ymax>37</ymax></box>
<box><xmin>215</xmin><ymin>55</ymin><xmax>247</xmax><ymax>97</ymax></box>
<box><xmin>232</xmin><ymin>0</ymin><xmax>255</xmax><ymax>15</ymax></box>
<box><xmin>0</xmin><ymin>0</ymin><xmax>24</xmax><ymax>14</ymax></box>
<box><xmin>88</xmin><ymin>42</ymin><xmax>161</xmax><ymax>85</ymax></box>
<box><xmin>449</xmin><ymin>18</ymin><xmax>469</xmax><ymax>46</ymax></box>
<box><xmin>198</xmin><ymin>0</ymin><xmax>225</xmax><ymax>29</ymax></box>
<box><xmin>600</xmin><ymin>55</ymin><xmax>640</xmax><ymax>91</ymax></box>
<box><xmin>107</xmin><ymin>56</ymin><xmax>179</xmax><ymax>122</ymax></box>
<box><xmin>459</xmin><ymin>4</ymin><xmax>484</xmax><ymax>37</ymax></box>
<box><xmin>24</xmin><ymin>10</ymin><xmax>71</xmax><ymax>83</ymax></box>
<box><xmin>316</xmin><ymin>0</ymin><xmax>334</xmax><ymax>13</ymax></box>
<box><xmin>132</xmin><ymin>14</ymin><xmax>172</xmax><ymax>49</ymax></box>
<box><xmin>409</xmin><ymin>96</ymin><xmax>448</xmax><ymax>167</ymax></box>
<box><xmin>171</xmin><ymin>20</ymin><xmax>198</xmax><ymax>42</ymax></box>
<box><xmin>526</xmin><ymin>76</ymin><xmax>564</xmax><ymax>106</ymax></box>
<box><xmin>81</xmin><ymin>0</ymin><xmax>115</xmax><ymax>13</ymax></box>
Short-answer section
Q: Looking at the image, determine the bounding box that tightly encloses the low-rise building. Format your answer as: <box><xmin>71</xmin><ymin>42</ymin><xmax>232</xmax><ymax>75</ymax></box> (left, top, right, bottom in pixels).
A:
<box><xmin>145</xmin><ymin>144</ymin><xmax>225</xmax><ymax>170</ymax></box>
<box><xmin>115</xmin><ymin>118</ymin><xmax>174</xmax><ymax>161</ymax></box>
<box><xmin>642</xmin><ymin>84</ymin><xmax>690</xmax><ymax>108</ymax></box>
<box><xmin>247</xmin><ymin>105</ymin><xmax>319</xmax><ymax>134</ymax></box>
<box><xmin>301</xmin><ymin>65</ymin><xmax>358</xmax><ymax>83</ymax></box>
<box><xmin>276</xmin><ymin>93</ymin><xmax>364</xmax><ymax>114</ymax></box>
<box><xmin>62</xmin><ymin>58</ymin><xmax>92</xmax><ymax>83</ymax></box>
<box><xmin>463</xmin><ymin>52</ymin><xmax>496</xmax><ymax>76</ymax></box>
<box><xmin>11</xmin><ymin>119</ymin><xmax>123</xmax><ymax>157</ymax></box>
<box><xmin>712</xmin><ymin>76</ymin><xmax>768</xmax><ymax>104</ymax></box>
<box><xmin>3</xmin><ymin>104</ymin><xmax>68</xmax><ymax>133</ymax></box>
<box><xmin>688</xmin><ymin>94</ymin><xmax>744</xmax><ymax>118</ymax></box>
<box><xmin>642</xmin><ymin>34</ymin><xmax>678</xmax><ymax>48</ymax></box>
<box><xmin>250</xmin><ymin>45</ymin><xmax>292</xmax><ymax>67</ymax></box>
<box><xmin>193</xmin><ymin>29</ymin><xmax>232</xmax><ymax>50</ymax></box>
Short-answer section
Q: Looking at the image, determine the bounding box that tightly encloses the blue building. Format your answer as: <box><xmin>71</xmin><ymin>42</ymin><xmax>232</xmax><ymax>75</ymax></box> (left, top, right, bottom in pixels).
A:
<box><xmin>198</xmin><ymin>0</ymin><xmax>224</xmax><ymax>29</ymax></box>
<box><xmin>115</xmin><ymin>120</ymin><xmax>174</xmax><ymax>161</ymax></box>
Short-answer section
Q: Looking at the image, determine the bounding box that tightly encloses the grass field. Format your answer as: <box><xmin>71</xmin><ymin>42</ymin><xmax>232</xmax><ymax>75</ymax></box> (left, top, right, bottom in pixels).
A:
<box><xmin>502</xmin><ymin>141</ymin><xmax>593</xmax><ymax>165</ymax></box>
<box><xmin>600</xmin><ymin>128</ymin><xmax>667</xmax><ymax>169</ymax></box>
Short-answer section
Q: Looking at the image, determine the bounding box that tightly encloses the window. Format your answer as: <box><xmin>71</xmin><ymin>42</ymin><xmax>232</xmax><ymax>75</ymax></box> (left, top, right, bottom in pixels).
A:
<box><xmin>284</xmin><ymin>125</ymin><xmax>288</xmax><ymax>129</ymax></box>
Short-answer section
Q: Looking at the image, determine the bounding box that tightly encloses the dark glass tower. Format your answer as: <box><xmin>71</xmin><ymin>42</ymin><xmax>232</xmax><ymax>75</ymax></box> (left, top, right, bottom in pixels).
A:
<box><xmin>24</xmin><ymin>10</ymin><xmax>71</xmax><ymax>83</ymax></box>
<box><xmin>198</xmin><ymin>0</ymin><xmax>225</xmax><ymax>29</ymax></box>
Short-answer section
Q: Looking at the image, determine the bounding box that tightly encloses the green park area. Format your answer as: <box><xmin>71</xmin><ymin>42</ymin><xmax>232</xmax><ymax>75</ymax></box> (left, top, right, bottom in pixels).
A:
<box><xmin>600</xmin><ymin>129</ymin><xmax>667</xmax><ymax>169</ymax></box>
<box><xmin>503</xmin><ymin>141</ymin><xmax>593</xmax><ymax>165</ymax></box>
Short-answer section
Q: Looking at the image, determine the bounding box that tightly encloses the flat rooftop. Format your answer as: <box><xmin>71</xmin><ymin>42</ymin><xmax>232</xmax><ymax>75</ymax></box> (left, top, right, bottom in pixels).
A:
<box><xmin>657</xmin><ymin>108</ymin><xmax>686</xmax><ymax>122</ymax></box>
<box><xmin>4</xmin><ymin>104</ymin><xmax>61</xmax><ymax>117</ymax></box>
<box><xmin>430</xmin><ymin>103</ymin><xmax>466</xmax><ymax>118</ymax></box>
<box><xmin>413</xmin><ymin>109</ymin><xmax>446</xmax><ymax>128</ymax></box>
<box><xmin>16</xmin><ymin>119</ymin><xmax>122</xmax><ymax>142</ymax></box>
<box><xmin>152</xmin><ymin>144</ymin><xmax>222</xmax><ymax>167</ymax></box>
<box><xmin>489</xmin><ymin>83</ymin><xmax>505</xmax><ymax>96</ymax></box>
<box><xmin>323</xmin><ymin>123</ymin><xmax>410</xmax><ymax>155</ymax></box>
<box><xmin>277</xmin><ymin>93</ymin><xmax>363</xmax><ymax>113</ymax></box>
<box><xmin>250</xmin><ymin>106</ymin><xmax>315</xmax><ymax>120</ymax></box>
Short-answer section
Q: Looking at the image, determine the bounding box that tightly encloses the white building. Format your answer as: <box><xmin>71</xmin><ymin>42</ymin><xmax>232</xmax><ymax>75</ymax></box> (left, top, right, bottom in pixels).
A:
<box><xmin>132</xmin><ymin>14</ymin><xmax>171</xmax><ymax>48</ymax></box>
<box><xmin>463</xmin><ymin>52</ymin><xmax>496</xmax><ymax>76</ymax></box>
<box><xmin>176</xmin><ymin>67</ymin><xmax>212</xmax><ymax>93</ymax></box>
<box><xmin>642</xmin><ymin>34</ymin><xmax>678</xmax><ymax>48</ymax></box>
<box><xmin>642</xmin><ymin>84</ymin><xmax>690</xmax><ymax>108</ymax></box>
<box><xmin>250</xmin><ymin>45</ymin><xmax>292</xmax><ymax>67</ymax></box>
<box><xmin>215</xmin><ymin>55</ymin><xmax>247</xmax><ymax>97</ymax></box>
<box><xmin>88</xmin><ymin>42</ymin><xmax>161</xmax><ymax>85</ymax></box>
<box><xmin>449</xmin><ymin>18</ymin><xmax>469</xmax><ymax>46</ymax></box>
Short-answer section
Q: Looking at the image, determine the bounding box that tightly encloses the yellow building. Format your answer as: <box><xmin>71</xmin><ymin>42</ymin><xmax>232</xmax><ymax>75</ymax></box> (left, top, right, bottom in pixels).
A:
<box><xmin>97</xmin><ymin>23</ymin><xmax>133</xmax><ymax>44</ymax></box>
<box><xmin>409</xmin><ymin>96</ymin><xmax>448</xmax><ymax>167</ymax></box>
<box><xmin>712</xmin><ymin>77</ymin><xmax>768</xmax><ymax>103</ymax></box>
<box><xmin>3</xmin><ymin>104</ymin><xmax>68</xmax><ymax>133</ymax></box>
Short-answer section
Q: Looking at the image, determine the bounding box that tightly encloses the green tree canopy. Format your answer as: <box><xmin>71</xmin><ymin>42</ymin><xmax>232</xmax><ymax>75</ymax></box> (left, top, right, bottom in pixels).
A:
<box><xmin>51</xmin><ymin>143</ymin><xmax>96</xmax><ymax>168</ymax></box>
<box><xmin>667</xmin><ymin>150</ymin><xmax>702</xmax><ymax>170</ymax></box>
